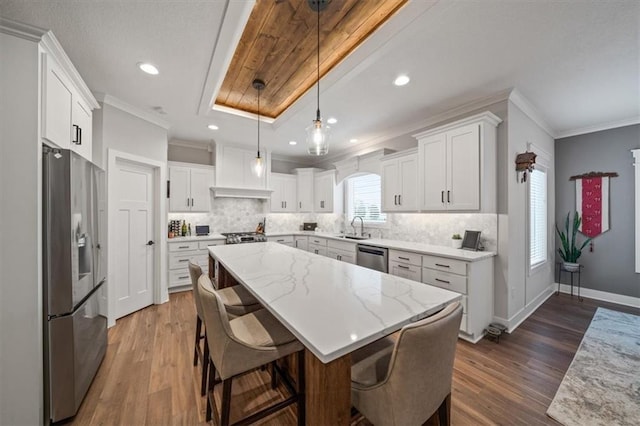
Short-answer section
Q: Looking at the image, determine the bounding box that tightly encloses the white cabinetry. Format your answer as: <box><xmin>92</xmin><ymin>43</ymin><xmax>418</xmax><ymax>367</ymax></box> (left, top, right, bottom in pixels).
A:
<box><xmin>388</xmin><ymin>249</ymin><xmax>421</xmax><ymax>281</ymax></box>
<box><xmin>168</xmin><ymin>238</ymin><xmax>223</xmax><ymax>291</ymax></box>
<box><xmin>268</xmin><ymin>235</ymin><xmax>294</xmax><ymax>247</ymax></box>
<box><xmin>421</xmin><ymin>254</ymin><xmax>493</xmax><ymax>343</ymax></box>
<box><xmin>41</xmin><ymin>47</ymin><xmax>98</xmax><ymax>160</ymax></box>
<box><xmin>327</xmin><ymin>239</ymin><xmax>356</xmax><ymax>264</ymax></box>
<box><xmin>214</xmin><ymin>144</ymin><xmax>270</xmax><ymax>191</ymax></box>
<box><xmin>308</xmin><ymin>236</ymin><xmax>328</xmax><ymax>256</ymax></box>
<box><xmin>294</xmin><ymin>168</ymin><xmax>318</xmax><ymax>212</ymax></box>
<box><xmin>270</xmin><ymin>174</ymin><xmax>297</xmax><ymax>213</ymax></box>
<box><xmin>168</xmin><ymin>162</ymin><xmax>214</xmax><ymax>212</ymax></box>
<box><xmin>381</xmin><ymin>149</ymin><xmax>419</xmax><ymax>212</ymax></box>
<box><xmin>294</xmin><ymin>236</ymin><xmax>308</xmax><ymax>251</ymax></box>
<box><xmin>415</xmin><ymin>112</ymin><xmax>501</xmax><ymax>212</ymax></box>
<box><xmin>314</xmin><ymin>170</ymin><xmax>343</xmax><ymax>213</ymax></box>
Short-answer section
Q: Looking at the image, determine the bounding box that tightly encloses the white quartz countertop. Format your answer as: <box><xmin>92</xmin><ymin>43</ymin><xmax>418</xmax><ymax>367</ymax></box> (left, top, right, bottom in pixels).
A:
<box><xmin>209</xmin><ymin>242</ymin><xmax>461</xmax><ymax>363</ymax></box>
<box><xmin>168</xmin><ymin>233</ymin><xmax>226</xmax><ymax>242</ymax></box>
<box><xmin>265</xmin><ymin>231</ymin><xmax>495</xmax><ymax>261</ymax></box>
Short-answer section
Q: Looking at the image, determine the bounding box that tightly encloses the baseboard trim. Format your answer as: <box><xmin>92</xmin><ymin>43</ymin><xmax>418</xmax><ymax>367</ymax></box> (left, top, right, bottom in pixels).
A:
<box><xmin>493</xmin><ymin>285</ymin><xmax>556</xmax><ymax>333</ymax></box>
<box><xmin>556</xmin><ymin>284</ymin><xmax>640</xmax><ymax>308</ymax></box>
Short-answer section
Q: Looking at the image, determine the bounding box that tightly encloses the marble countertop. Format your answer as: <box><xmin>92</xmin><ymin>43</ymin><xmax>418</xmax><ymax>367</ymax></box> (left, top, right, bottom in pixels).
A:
<box><xmin>265</xmin><ymin>231</ymin><xmax>495</xmax><ymax>261</ymax></box>
<box><xmin>209</xmin><ymin>242</ymin><xmax>461</xmax><ymax>363</ymax></box>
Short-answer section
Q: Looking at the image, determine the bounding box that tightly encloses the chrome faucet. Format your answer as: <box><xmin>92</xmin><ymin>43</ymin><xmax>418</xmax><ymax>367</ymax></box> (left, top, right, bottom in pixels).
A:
<box><xmin>351</xmin><ymin>216</ymin><xmax>364</xmax><ymax>237</ymax></box>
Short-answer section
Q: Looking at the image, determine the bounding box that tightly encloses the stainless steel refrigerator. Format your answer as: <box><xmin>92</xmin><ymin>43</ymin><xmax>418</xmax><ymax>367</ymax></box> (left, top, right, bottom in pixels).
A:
<box><xmin>42</xmin><ymin>146</ymin><xmax>107</xmax><ymax>423</ymax></box>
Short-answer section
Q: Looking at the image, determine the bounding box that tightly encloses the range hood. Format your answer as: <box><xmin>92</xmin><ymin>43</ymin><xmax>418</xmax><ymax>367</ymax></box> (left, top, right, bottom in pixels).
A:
<box><xmin>210</xmin><ymin>186</ymin><xmax>273</xmax><ymax>199</ymax></box>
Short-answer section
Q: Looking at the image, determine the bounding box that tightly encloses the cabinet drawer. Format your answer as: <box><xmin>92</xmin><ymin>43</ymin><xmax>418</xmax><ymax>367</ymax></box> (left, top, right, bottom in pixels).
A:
<box><xmin>327</xmin><ymin>239</ymin><xmax>356</xmax><ymax>252</ymax></box>
<box><xmin>268</xmin><ymin>235</ymin><xmax>294</xmax><ymax>244</ymax></box>
<box><xmin>422</xmin><ymin>255</ymin><xmax>467</xmax><ymax>276</ymax></box>
<box><xmin>422</xmin><ymin>268</ymin><xmax>467</xmax><ymax>294</ymax></box>
<box><xmin>169</xmin><ymin>252</ymin><xmax>205</xmax><ymax>269</ymax></box>
<box><xmin>169</xmin><ymin>241</ymin><xmax>199</xmax><ymax>252</ymax></box>
<box><xmin>199</xmin><ymin>240</ymin><xmax>223</xmax><ymax>250</ymax></box>
<box><xmin>389</xmin><ymin>261</ymin><xmax>421</xmax><ymax>282</ymax></box>
<box><xmin>327</xmin><ymin>248</ymin><xmax>355</xmax><ymax>264</ymax></box>
<box><xmin>169</xmin><ymin>268</ymin><xmax>192</xmax><ymax>286</ymax></box>
<box><xmin>308</xmin><ymin>237</ymin><xmax>327</xmax><ymax>246</ymax></box>
<box><xmin>389</xmin><ymin>250</ymin><xmax>421</xmax><ymax>266</ymax></box>
<box><xmin>308</xmin><ymin>245</ymin><xmax>327</xmax><ymax>256</ymax></box>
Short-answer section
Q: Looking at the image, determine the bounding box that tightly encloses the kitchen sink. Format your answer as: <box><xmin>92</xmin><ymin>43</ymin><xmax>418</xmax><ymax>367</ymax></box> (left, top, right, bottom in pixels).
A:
<box><xmin>335</xmin><ymin>234</ymin><xmax>369</xmax><ymax>240</ymax></box>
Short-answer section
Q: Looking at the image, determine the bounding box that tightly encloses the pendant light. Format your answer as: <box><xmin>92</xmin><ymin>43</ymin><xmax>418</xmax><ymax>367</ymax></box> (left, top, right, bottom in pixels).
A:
<box><xmin>306</xmin><ymin>0</ymin><xmax>330</xmax><ymax>156</ymax></box>
<box><xmin>252</xmin><ymin>78</ymin><xmax>266</xmax><ymax>177</ymax></box>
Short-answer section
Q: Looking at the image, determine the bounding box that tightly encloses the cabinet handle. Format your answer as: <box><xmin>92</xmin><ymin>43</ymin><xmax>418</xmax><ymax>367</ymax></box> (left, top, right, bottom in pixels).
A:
<box><xmin>277</xmin><ymin>239</ymin><xmax>284</xmax><ymax>242</ymax></box>
<box><xmin>178</xmin><ymin>259</ymin><xmax>188</xmax><ymax>263</ymax></box>
<box><xmin>435</xmin><ymin>263</ymin><xmax>450</xmax><ymax>268</ymax></box>
<box><xmin>72</xmin><ymin>124</ymin><xmax>81</xmax><ymax>145</ymax></box>
<box><xmin>338</xmin><ymin>255</ymin><xmax>342</xmax><ymax>260</ymax></box>
<box><xmin>398</xmin><ymin>256</ymin><xmax>410</xmax><ymax>261</ymax></box>
<box><xmin>178</xmin><ymin>246</ymin><xmax>190</xmax><ymax>249</ymax></box>
<box><xmin>441</xmin><ymin>191</ymin><xmax>445</xmax><ymax>203</ymax></box>
<box><xmin>191</xmin><ymin>198</ymin><xmax>194</xmax><ymax>206</ymax></box>
<box><xmin>299</xmin><ymin>202</ymin><xmax>302</xmax><ymax>208</ymax></box>
<box><xmin>435</xmin><ymin>278</ymin><xmax>450</xmax><ymax>284</ymax></box>
<box><xmin>398</xmin><ymin>265</ymin><xmax>410</xmax><ymax>269</ymax></box>
<box><xmin>284</xmin><ymin>201</ymin><xmax>287</xmax><ymax>208</ymax></box>
<box><xmin>314</xmin><ymin>249</ymin><xmax>319</xmax><ymax>254</ymax></box>
<box><xmin>178</xmin><ymin>275</ymin><xmax>189</xmax><ymax>280</ymax></box>
<box><xmin>447</xmin><ymin>190</ymin><xmax>450</xmax><ymax>203</ymax></box>
<box><xmin>394</xmin><ymin>195</ymin><xmax>397</xmax><ymax>205</ymax></box>
<box><xmin>398</xmin><ymin>194</ymin><xmax>401</xmax><ymax>205</ymax></box>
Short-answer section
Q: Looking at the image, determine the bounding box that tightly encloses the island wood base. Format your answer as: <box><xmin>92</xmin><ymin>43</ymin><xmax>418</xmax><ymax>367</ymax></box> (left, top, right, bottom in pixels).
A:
<box><xmin>304</xmin><ymin>350</ymin><xmax>351</xmax><ymax>426</ymax></box>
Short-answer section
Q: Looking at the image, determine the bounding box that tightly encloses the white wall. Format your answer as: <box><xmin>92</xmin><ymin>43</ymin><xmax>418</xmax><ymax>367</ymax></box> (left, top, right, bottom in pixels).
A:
<box><xmin>0</xmin><ymin>33</ymin><xmax>43</xmax><ymax>426</ymax></box>
<box><xmin>93</xmin><ymin>102</ymin><xmax>169</xmax><ymax>325</ymax></box>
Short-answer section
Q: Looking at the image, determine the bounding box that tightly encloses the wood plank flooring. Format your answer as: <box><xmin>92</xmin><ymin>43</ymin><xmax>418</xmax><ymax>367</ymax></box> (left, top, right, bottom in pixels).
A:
<box><xmin>69</xmin><ymin>292</ymin><xmax>640</xmax><ymax>425</ymax></box>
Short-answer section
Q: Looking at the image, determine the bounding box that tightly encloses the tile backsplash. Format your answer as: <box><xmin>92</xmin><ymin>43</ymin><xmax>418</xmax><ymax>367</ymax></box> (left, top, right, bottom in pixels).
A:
<box><xmin>168</xmin><ymin>197</ymin><xmax>497</xmax><ymax>252</ymax></box>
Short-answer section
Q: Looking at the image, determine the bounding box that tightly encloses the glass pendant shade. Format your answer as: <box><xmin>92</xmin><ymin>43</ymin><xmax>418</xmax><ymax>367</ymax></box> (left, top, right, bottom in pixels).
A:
<box><xmin>252</xmin><ymin>154</ymin><xmax>264</xmax><ymax>178</ymax></box>
<box><xmin>306</xmin><ymin>119</ymin><xmax>330</xmax><ymax>155</ymax></box>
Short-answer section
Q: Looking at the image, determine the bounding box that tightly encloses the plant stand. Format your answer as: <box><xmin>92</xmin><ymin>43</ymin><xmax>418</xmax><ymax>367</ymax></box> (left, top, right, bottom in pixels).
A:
<box><xmin>556</xmin><ymin>262</ymin><xmax>583</xmax><ymax>301</ymax></box>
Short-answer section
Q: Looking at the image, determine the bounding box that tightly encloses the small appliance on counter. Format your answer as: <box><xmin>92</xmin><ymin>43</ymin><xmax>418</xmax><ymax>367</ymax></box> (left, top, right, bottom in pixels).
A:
<box><xmin>195</xmin><ymin>225</ymin><xmax>210</xmax><ymax>236</ymax></box>
<box><xmin>303</xmin><ymin>222</ymin><xmax>317</xmax><ymax>231</ymax></box>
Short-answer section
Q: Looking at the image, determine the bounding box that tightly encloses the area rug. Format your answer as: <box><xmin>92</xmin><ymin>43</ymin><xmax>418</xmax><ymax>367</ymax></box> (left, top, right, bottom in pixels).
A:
<box><xmin>546</xmin><ymin>307</ymin><xmax>640</xmax><ymax>426</ymax></box>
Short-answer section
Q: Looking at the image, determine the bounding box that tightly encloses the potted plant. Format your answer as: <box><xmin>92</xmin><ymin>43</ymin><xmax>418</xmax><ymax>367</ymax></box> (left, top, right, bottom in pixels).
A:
<box><xmin>451</xmin><ymin>233</ymin><xmax>463</xmax><ymax>248</ymax></box>
<box><xmin>556</xmin><ymin>212</ymin><xmax>591</xmax><ymax>272</ymax></box>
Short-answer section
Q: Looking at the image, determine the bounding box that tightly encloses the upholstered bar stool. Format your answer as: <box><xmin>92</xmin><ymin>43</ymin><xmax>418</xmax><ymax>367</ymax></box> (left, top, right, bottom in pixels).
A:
<box><xmin>197</xmin><ymin>275</ymin><xmax>305</xmax><ymax>426</ymax></box>
<box><xmin>188</xmin><ymin>261</ymin><xmax>261</xmax><ymax>397</ymax></box>
<box><xmin>350</xmin><ymin>302</ymin><xmax>463</xmax><ymax>426</ymax></box>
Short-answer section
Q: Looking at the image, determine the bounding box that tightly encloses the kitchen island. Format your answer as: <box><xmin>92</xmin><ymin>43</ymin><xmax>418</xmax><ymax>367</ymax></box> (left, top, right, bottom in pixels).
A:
<box><xmin>208</xmin><ymin>242</ymin><xmax>461</xmax><ymax>425</ymax></box>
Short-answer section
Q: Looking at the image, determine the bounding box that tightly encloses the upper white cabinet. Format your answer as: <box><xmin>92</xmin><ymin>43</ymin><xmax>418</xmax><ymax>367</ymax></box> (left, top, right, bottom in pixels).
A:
<box><xmin>270</xmin><ymin>173</ymin><xmax>297</xmax><ymax>213</ymax></box>
<box><xmin>215</xmin><ymin>144</ymin><xmax>269</xmax><ymax>190</ymax></box>
<box><xmin>314</xmin><ymin>169</ymin><xmax>342</xmax><ymax>213</ymax></box>
<box><xmin>169</xmin><ymin>162</ymin><xmax>214</xmax><ymax>212</ymax></box>
<box><xmin>41</xmin><ymin>44</ymin><xmax>98</xmax><ymax>160</ymax></box>
<box><xmin>294</xmin><ymin>168</ymin><xmax>319</xmax><ymax>212</ymax></box>
<box><xmin>381</xmin><ymin>148</ymin><xmax>419</xmax><ymax>212</ymax></box>
<box><xmin>414</xmin><ymin>112</ymin><xmax>501</xmax><ymax>212</ymax></box>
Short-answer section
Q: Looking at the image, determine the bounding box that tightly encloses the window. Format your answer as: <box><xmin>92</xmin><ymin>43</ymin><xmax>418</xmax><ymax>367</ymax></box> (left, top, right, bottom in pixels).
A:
<box><xmin>529</xmin><ymin>168</ymin><xmax>547</xmax><ymax>269</ymax></box>
<box><xmin>346</xmin><ymin>174</ymin><xmax>386</xmax><ymax>225</ymax></box>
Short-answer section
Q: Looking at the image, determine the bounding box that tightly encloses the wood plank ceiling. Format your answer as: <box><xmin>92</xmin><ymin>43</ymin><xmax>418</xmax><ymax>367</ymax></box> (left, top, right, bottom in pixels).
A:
<box><xmin>215</xmin><ymin>0</ymin><xmax>408</xmax><ymax>119</ymax></box>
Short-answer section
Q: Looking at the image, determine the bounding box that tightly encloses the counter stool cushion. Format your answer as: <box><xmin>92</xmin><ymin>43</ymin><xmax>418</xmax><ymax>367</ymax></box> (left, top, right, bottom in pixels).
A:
<box><xmin>218</xmin><ymin>285</ymin><xmax>261</xmax><ymax>318</ymax></box>
<box><xmin>230</xmin><ymin>308</ymin><xmax>297</xmax><ymax>347</ymax></box>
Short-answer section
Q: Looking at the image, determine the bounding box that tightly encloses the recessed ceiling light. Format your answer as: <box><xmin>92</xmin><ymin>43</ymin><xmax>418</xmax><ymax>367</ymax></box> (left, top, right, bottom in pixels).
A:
<box><xmin>393</xmin><ymin>75</ymin><xmax>410</xmax><ymax>86</ymax></box>
<box><xmin>138</xmin><ymin>62</ymin><xmax>159</xmax><ymax>75</ymax></box>
<box><xmin>289</xmin><ymin>141</ymin><xmax>297</xmax><ymax>145</ymax></box>
<box><xmin>207</xmin><ymin>124</ymin><xmax>219</xmax><ymax>130</ymax></box>
<box><xmin>350</xmin><ymin>138</ymin><xmax>358</xmax><ymax>143</ymax></box>
<box><xmin>327</xmin><ymin>117</ymin><xmax>337</xmax><ymax>124</ymax></box>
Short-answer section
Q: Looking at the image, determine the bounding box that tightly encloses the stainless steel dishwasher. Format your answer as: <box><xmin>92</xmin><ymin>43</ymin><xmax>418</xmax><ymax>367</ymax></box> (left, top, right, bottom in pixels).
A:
<box><xmin>356</xmin><ymin>244</ymin><xmax>389</xmax><ymax>273</ymax></box>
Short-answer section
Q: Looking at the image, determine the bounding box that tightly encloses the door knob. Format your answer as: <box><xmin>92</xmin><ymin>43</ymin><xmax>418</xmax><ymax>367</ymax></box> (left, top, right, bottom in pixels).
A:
<box><xmin>147</xmin><ymin>240</ymin><xmax>155</xmax><ymax>246</ymax></box>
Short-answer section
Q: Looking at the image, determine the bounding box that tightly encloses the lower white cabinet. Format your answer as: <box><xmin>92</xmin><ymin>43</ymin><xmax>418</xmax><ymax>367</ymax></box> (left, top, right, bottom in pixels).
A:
<box><xmin>389</xmin><ymin>249</ymin><xmax>422</xmax><ymax>281</ymax></box>
<box><xmin>308</xmin><ymin>236</ymin><xmax>328</xmax><ymax>256</ymax></box>
<box><xmin>294</xmin><ymin>236</ymin><xmax>308</xmax><ymax>251</ymax></box>
<box><xmin>168</xmin><ymin>238</ymin><xmax>223</xmax><ymax>291</ymax></box>
<box><xmin>268</xmin><ymin>235</ymin><xmax>294</xmax><ymax>247</ymax></box>
<box><xmin>421</xmin><ymin>254</ymin><xmax>493</xmax><ymax>343</ymax></box>
<box><xmin>327</xmin><ymin>239</ymin><xmax>356</xmax><ymax>264</ymax></box>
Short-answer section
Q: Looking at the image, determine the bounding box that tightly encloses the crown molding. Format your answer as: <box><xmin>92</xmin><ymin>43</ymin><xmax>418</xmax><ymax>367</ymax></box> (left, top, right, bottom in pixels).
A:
<box><xmin>94</xmin><ymin>93</ymin><xmax>171</xmax><ymax>130</ymax></box>
<box><xmin>211</xmin><ymin>103</ymin><xmax>275</xmax><ymax>124</ymax></box>
<box><xmin>0</xmin><ymin>17</ymin><xmax>47</xmax><ymax>41</ymax></box>
<box><xmin>168</xmin><ymin>139</ymin><xmax>213</xmax><ymax>151</ymax></box>
<box><xmin>556</xmin><ymin>116</ymin><xmax>640</xmax><ymax>139</ymax></box>
<box><xmin>508</xmin><ymin>89</ymin><xmax>556</xmax><ymax>138</ymax></box>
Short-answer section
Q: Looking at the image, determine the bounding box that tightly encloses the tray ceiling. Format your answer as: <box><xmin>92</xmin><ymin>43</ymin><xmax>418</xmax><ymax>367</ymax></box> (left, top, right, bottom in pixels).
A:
<box><xmin>214</xmin><ymin>0</ymin><xmax>407</xmax><ymax>119</ymax></box>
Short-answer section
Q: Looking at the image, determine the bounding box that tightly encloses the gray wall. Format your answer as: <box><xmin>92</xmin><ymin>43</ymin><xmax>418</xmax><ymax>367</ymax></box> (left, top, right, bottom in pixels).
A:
<box><xmin>555</xmin><ymin>124</ymin><xmax>640</xmax><ymax>298</ymax></box>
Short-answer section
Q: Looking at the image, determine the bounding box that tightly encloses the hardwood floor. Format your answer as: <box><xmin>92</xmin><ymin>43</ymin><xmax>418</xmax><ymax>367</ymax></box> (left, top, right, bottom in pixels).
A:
<box><xmin>69</xmin><ymin>292</ymin><xmax>640</xmax><ymax>425</ymax></box>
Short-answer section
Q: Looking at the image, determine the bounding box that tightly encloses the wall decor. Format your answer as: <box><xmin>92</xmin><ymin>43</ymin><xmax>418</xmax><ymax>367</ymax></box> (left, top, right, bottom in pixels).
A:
<box><xmin>515</xmin><ymin>151</ymin><xmax>537</xmax><ymax>182</ymax></box>
<box><xmin>570</xmin><ymin>171</ymin><xmax>619</xmax><ymax>237</ymax></box>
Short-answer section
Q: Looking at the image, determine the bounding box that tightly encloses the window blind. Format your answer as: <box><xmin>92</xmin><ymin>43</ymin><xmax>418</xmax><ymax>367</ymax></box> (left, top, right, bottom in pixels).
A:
<box><xmin>347</xmin><ymin>174</ymin><xmax>386</xmax><ymax>223</ymax></box>
<box><xmin>529</xmin><ymin>169</ymin><xmax>547</xmax><ymax>267</ymax></box>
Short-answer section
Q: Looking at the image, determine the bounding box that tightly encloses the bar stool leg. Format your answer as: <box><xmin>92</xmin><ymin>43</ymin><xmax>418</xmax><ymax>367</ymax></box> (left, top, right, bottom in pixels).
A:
<box><xmin>194</xmin><ymin>316</ymin><xmax>202</xmax><ymax>366</ymax></box>
<box><xmin>201</xmin><ymin>334</ymin><xmax>209</xmax><ymax>396</ymax></box>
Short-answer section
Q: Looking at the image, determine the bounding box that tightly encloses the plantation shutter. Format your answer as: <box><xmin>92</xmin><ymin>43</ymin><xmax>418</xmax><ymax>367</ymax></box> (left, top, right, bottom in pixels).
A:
<box><xmin>348</xmin><ymin>174</ymin><xmax>386</xmax><ymax>223</ymax></box>
<box><xmin>529</xmin><ymin>169</ymin><xmax>547</xmax><ymax>267</ymax></box>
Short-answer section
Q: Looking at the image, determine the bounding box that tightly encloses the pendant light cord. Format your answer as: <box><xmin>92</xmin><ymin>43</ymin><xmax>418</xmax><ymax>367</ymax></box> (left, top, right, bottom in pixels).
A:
<box><xmin>316</xmin><ymin>3</ymin><xmax>321</xmax><ymax>121</ymax></box>
<box><xmin>257</xmin><ymin>86</ymin><xmax>261</xmax><ymax>157</ymax></box>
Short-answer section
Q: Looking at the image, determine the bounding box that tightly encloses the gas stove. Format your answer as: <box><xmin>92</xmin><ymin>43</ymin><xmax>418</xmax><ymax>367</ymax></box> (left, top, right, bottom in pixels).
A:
<box><xmin>221</xmin><ymin>232</ymin><xmax>267</xmax><ymax>245</ymax></box>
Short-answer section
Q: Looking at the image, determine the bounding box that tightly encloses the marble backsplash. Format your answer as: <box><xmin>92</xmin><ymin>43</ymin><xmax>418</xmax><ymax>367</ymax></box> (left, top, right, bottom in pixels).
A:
<box><xmin>168</xmin><ymin>198</ymin><xmax>498</xmax><ymax>252</ymax></box>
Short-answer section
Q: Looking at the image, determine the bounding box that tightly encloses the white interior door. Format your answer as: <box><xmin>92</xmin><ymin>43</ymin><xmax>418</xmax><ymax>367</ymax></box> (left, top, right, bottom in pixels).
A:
<box><xmin>114</xmin><ymin>159</ymin><xmax>154</xmax><ymax>318</ymax></box>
